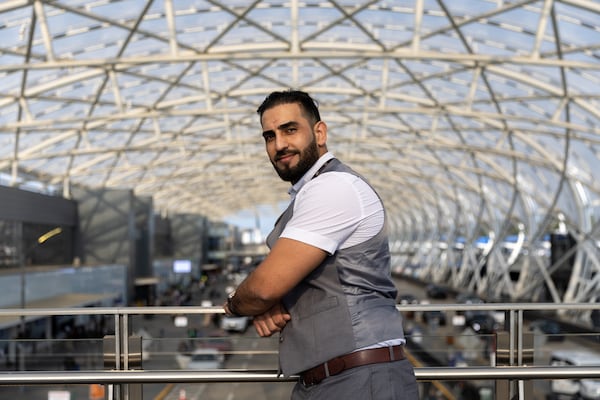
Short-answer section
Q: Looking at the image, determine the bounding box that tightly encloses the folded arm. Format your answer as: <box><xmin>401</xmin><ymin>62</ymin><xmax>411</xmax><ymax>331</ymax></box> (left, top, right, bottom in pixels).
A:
<box><xmin>223</xmin><ymin>237</ymin><xmax>327</xmax><ymax>335</ymax></box>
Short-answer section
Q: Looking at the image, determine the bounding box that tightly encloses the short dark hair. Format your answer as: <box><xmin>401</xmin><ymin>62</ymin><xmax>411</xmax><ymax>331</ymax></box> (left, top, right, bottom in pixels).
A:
<box><xmin>257</xmin><ymin>90</ymin><xmax>321</xmax><ymax>125</ymax></box>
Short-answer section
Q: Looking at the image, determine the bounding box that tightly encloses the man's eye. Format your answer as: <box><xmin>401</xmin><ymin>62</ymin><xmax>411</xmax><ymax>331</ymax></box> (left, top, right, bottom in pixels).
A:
<box><xmin>264</xmin><ymin>134</ymin><xmax>275</xmax><ymax>142</ymax></box>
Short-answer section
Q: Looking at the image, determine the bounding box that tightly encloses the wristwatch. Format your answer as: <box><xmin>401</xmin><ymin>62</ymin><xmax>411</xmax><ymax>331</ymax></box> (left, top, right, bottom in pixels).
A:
<box><xmin>226</xmin><ymin>290</ymin><xmax>241</xmax><ymax>317</ymax></box>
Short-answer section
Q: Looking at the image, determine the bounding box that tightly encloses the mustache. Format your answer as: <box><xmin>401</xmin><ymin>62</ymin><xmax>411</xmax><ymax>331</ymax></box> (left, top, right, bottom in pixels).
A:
<box><xmin>275</xmin><ymin>150</ymin><xmax>298</xmax><ymax>161</ymax></box>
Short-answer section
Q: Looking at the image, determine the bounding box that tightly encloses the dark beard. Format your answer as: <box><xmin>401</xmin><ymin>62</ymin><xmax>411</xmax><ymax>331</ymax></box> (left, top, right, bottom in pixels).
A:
<box><xmin>272</xmin><ymin>136</ymin><xmax>320</xmax><ymax>184</ymax></box>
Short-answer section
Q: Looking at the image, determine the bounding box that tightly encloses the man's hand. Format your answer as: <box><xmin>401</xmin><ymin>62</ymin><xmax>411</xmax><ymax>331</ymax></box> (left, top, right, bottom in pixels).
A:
<box><xmin>253</xmin><ymin>303</ymin><xmax>291</xmax><ymax>337</ymax></box>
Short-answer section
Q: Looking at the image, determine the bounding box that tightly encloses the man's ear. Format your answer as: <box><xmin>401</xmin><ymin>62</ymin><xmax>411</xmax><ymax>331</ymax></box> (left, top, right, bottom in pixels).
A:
<box><xmin>314</xmin><ymin>120</ymin><xmax>328</xmax><ymax>147</ymax></box>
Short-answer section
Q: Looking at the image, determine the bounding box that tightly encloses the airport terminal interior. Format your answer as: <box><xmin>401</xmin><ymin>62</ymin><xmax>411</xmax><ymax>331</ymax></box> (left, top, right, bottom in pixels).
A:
<box><xmin>0</xmin><ymin>1</ymin><xmax>599</xmax><ymax>399</ymax></box>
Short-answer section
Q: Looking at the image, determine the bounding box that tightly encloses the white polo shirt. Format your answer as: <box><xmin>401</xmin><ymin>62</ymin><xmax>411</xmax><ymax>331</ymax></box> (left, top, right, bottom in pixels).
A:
<box><xmin>281</xmin><ymin>152</ymin><xmax>385</xmax><ymax>254</ymax></box>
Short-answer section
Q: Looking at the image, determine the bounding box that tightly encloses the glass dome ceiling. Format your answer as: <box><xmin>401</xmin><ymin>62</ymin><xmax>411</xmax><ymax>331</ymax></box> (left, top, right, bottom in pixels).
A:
<box><xmin>1</xmin><ymin>0</ymin><xmax>599</xmax><ymax>311</ymax></box>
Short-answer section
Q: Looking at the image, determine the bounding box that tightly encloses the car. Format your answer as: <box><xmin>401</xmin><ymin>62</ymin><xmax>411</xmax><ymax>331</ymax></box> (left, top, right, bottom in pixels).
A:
<box><xmin>220</xmin><ymin>315</ymin><xmax>250</xmax><ymax>333</ymax></box>
<box><xmin>397</xmin><ymin>293</ymin><xmax>419</xmax><ymax>319</ymax></box>
<box><xmin>397</xmin><ymin>293</ymin><xmax>419</xmax><ymax>305</ymax></box>
<box><xmin>456</xmin><ymin>293</ymin><xmax>485</xmax><ymax>316</ymax></box>
<box><xmin>465</xmin><ymin>312</ymin><xmax>498</xmax><ymax>334</ymax></box>
<box><xmin>528</xmin><ymin>319</ymin><xmax>564</xmax><ymax>342</ymax></box>
<box><xmin>426</xmin><ymin>284</ymin><xmax>449</xmax><ymax>299</ymax></box>
<box><xmin>199</xmin><ymin>334</ymin><xmax>234</xmax><ymax>358</ymax></box>
<box><xmin>403</xmin><ymin>322</ymin><xmax>423</xmax><ymax>345</ymax></box>
<box><xmin>549</xmin><ymin>350</ymin><xmax>600</xmax><ymax>399</ymax></box>
<box><xmin>175</xmin><ymin>348</ymin><xmax>224</xmax><ymax>370</ymax></box>
<box><xmin>422</xmin><ymin>310</ymin><xmax>447</xmax><ymax>326</ymax></box>
<box><xmin>456</xmin><ymin>293</ymin><xmax>485</xmax><ymax>305</ymax></box>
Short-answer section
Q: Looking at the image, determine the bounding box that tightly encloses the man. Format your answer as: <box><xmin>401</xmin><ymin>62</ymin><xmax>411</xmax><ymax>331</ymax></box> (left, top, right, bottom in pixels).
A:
<box><xmin>224</xmin><ymin>90</ymin><xmax>418</xmax><ymax>399</ymax></box>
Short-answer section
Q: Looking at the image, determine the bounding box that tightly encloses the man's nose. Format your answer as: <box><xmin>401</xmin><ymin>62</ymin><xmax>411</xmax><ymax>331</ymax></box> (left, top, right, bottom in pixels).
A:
<box><xmin>274</xmin><ymin>133</ymin><xmax>288</xmax><ymax>150</ymax></box>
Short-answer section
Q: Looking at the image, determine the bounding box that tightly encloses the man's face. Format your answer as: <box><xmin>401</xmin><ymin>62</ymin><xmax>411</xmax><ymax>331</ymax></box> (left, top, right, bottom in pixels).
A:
<box><xmin>261</xmin><ymin>103</ymin><xmax>325</xmax><ymax>184</ymax></box>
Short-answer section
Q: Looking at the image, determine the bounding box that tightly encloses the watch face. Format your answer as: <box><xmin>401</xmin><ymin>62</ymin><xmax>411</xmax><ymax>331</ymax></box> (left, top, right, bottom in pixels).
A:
<box><xmin>226</xmin><ymin>290</ymin><xmax>240</xmax><ymax>316</ymax></box>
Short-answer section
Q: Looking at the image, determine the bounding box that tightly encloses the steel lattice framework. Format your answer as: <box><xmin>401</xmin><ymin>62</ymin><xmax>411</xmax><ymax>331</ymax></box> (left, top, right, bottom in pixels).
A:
<box><xmin>1</xmin><ymin>0</ymin><xmax>600</xmax><ymax>321</ymax></box>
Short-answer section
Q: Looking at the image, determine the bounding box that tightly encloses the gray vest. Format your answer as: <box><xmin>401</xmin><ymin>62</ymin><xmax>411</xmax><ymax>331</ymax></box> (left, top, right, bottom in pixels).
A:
<box><xmin>266</xmin><ymin>158</ymin><xmax>405</xmax><ymax>375</ymax></box>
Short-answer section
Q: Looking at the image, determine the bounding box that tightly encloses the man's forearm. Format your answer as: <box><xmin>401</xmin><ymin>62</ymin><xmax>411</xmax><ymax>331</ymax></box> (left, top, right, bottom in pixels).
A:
<box><xmin>223</xmin><ymin>237</ymin><xmax>327</xmax><ymax>316</ymax></box>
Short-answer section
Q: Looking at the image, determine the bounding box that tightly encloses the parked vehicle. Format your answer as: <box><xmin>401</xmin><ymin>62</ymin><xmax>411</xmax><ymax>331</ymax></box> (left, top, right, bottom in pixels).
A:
<box><xmin>220</xmin><ymin>315</ymin><xmax>250</xmax><ymax>333</ymax></box>
<box><xmin>175</xmin><ymin>348</ymin><xmax>224</xmax><ymax>370</ymax></box>
<box><xmin>422</xmin><ymin>310</ymin><xmax>447</xmax><ymax>326</ymax></box>
<box><xmin>549</xmin><ymin>350</ymin><xmax>600</xmax><ymax>399</ymax></box>
<box><xmin>201</xmin><ymin>334</ymin><xmax>234</xmax><ymax>358</ymax></box>
<box><xmin>403</xmin><ymin>322</ymin><xmax>423</xmax><ymax>344</ymax></box>
<box><xmin>397</xmin><ymin>293</ymin><xmax>419</xmax><ymax>319</ymax></box>
<box><xmin>465</xmin><ymin>312</ymin><xmax>498</xmax><ymax>334</ymax></box>
<box><xmin>426</xmin><ymin>284</ymin><xmax>449</xmax><ymax>299</ymax></box>
<box><xmin>456</xmin><ymin>293</ymin><xmax>485</xmax><ymax>316</ymax></box>
<box><xmin>397</xmin><ymin>293</ymin><xmax>419</xmax><ymax>305</ymax></box>
<box><xmin>528</xmin><ymin>319</ymin><xmax>564</xmax><ymax>342</ymax></box>
<box><xmin>456</xmin><ymin>293</ymin><xmax>485</xmax><ymax>304</ymax></box>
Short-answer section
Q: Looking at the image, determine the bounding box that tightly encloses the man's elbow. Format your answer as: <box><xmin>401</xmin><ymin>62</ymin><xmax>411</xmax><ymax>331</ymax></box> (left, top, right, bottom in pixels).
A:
<box><xmin>254</xmin><ymin>288</ymin><xmax>282</xmax><ymax>305</ymax></box>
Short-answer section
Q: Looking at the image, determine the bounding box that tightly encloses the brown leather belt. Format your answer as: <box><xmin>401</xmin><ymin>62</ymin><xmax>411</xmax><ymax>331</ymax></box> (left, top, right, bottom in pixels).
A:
<box><xmin>300</xmin><ymin>345</ymin><xmax>406</xmax><ymax>386</ymax></box>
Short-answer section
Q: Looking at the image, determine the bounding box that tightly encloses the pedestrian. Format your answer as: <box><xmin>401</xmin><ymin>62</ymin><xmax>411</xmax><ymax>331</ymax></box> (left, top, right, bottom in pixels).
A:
<box><xmin>223</xmin><ymin>89</ymin><xmax>418</xmax><ymax>399</ymax></box>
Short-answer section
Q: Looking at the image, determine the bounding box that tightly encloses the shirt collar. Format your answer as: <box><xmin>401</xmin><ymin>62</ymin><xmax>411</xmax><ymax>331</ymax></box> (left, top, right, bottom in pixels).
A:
<box><xmin>288</xmin><ymin>152</ymin><xmax>335</xmax><ymax>198</ymax></box>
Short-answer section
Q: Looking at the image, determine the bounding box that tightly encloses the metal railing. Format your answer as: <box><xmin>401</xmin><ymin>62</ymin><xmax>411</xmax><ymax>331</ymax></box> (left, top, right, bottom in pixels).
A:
<box><xmin>0</xmin><ymin>302</ymin><xmax>599</xmax><ymax>400</ymax></box>
<box><xmin>1</xmin><ymin>364</ymin><xmax>600</xmax><ymax>383</ymax></box>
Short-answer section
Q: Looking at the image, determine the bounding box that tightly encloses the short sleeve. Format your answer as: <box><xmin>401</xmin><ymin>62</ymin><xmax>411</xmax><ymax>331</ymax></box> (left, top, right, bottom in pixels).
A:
<box><xmin>280</xmin><ymin>172</ymin><xmax>381</xmax><ymax>254</ymax></box>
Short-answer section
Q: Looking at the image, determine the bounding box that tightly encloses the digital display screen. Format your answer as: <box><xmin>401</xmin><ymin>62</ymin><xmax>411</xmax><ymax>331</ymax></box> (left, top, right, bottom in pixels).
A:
<box><xmin>173</xmin><ymin>259</ymin><xmax>192</xmax><ymax>273</ymax></box>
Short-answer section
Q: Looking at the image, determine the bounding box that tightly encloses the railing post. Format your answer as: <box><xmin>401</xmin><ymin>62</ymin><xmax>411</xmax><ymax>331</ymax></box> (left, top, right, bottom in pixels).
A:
<box><xmin>495</xmin><ymin>311</ymin><xmax>534</xmax><ymax>399</ymax></box>
<box><xmin>103</xmin><ymin>313</ymin><xmax>143</xmax><ymax>400</ymax></box>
